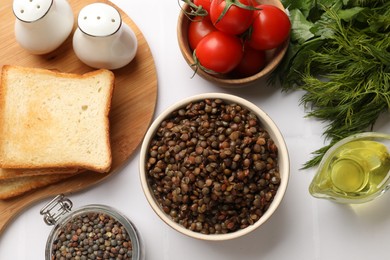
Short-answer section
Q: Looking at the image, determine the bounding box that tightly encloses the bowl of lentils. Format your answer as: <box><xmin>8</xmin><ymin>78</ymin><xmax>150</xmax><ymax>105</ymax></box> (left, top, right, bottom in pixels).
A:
<box><xmin>139</xmin><ymin>93</ymin><xmax>289</xmax><ymax>240</ymax></box>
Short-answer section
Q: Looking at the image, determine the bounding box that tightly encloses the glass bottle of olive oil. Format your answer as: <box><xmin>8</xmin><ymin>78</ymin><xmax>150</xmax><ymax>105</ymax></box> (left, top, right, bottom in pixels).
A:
<box><xmin>309</xmin><ymin>133</ymin><xmax>390</xmax><ymax>204</ymax></box>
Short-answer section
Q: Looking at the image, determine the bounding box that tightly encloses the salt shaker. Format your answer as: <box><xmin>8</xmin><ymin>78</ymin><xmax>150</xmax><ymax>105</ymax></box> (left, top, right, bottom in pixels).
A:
<box><xmin>72</xmin><ymin>3</ymin><xmax>138</xmax><ymax>70</ymax></box>
<box><xmin>13</xmin><ymin>0</ymin><xmax>74</xmax><ymax>54</ymax></box>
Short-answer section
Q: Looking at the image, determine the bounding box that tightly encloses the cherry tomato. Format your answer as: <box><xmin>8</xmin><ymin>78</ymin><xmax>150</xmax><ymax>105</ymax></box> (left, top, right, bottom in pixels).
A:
<box><xmin>210</xmin><ymin>0</ymin><xmax>255</xmax><ymax>35</ymax></box>
<box><xmin>231</xmin><ymin>45</ymin><xmax>266</xmax><ymax>78</ymax></box>
<box><xmin>249</xmin><ymin>5</ymin><xmax>291</xmax><ymax>50</ymax></box>
<box><xmin>188</xmin><ymin>16</ymin><xmax>217</xmax><ymax>50</ymax></box>
<box><xmin>195</xmin><ymin>31</ymin><xmax>243</xmax><ymax>74</ymax></box>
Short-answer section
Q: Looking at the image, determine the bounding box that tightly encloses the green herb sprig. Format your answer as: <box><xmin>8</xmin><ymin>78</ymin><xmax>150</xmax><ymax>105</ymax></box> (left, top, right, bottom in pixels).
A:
<box><xmin>271</xmin><ymin>0</ymin><xmax>390</xmax><ymax>168</ymax></box>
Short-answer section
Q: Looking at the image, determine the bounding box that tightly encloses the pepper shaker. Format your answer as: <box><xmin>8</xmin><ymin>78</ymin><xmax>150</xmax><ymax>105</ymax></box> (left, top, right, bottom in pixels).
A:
<box><xmin>72</xmin><ymin>3</ymin><xmax>138</xmax><ymax>70</ymax></box>
<box><xmin>13</xmin><ymin>0</ymin><xmax>74</xmax><ymax>54</ymax></box>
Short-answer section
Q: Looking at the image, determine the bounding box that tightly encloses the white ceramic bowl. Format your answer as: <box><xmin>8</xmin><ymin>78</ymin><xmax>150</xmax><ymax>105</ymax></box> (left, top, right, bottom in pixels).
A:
<box><xmin>139</xmin><ymin>93</ymin><xmax>289</xmax><ymax>240</ymax></box>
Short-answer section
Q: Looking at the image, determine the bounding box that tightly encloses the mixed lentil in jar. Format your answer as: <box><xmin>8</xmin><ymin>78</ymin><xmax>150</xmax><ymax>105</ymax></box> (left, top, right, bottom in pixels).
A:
<box><xmin>51</xmin><ymin>212</ymin><xmax>133</xmax><ymax>259</ymax></box>
<box><xmin>145</xmin><ymin>98</ymin><xmax>280</xmax><ymax>234</ymax></box>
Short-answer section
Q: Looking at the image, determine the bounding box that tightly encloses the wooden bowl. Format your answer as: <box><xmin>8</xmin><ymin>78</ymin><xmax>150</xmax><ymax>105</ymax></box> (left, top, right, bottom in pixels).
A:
<box><xmin>139</xmin><ymin>93</ymin><xmax>290</xmax><ymax>240</ymax></box>
<box><xmin>177</xmin><ymin>0</ymin><xmax>289</xmax><ymax>88</ymax></box>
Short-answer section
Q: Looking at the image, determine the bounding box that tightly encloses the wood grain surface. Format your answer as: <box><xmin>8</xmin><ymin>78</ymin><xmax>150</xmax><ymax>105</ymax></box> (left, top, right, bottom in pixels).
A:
<box><xmin>0</xmin><ymin>0</ymin><xmax>158</xmax><ymax>233</ymax></box>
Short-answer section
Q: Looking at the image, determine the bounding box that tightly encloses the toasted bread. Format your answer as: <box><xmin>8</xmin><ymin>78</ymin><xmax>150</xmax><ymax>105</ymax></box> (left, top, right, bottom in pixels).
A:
<box><xmin>0</xmin><ymin>168</ymin><xmax>80</xmax><ymax>180</ymax></box>
<box><xmin>0</xmin><ymin>65</ymin><xmax>114</xmax><ymax>173</ymax></box>
<box><xmin>0</xmin><ymin>173</ymin><xmax>78</xmax><ymax>200</ymax></box>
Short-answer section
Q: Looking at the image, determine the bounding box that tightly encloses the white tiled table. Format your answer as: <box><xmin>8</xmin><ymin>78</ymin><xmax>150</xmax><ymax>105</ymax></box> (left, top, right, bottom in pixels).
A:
<box><xmin>1</xmin><ymin>1</ymin><xmax>389</xmax><ymax>259</ymax></box>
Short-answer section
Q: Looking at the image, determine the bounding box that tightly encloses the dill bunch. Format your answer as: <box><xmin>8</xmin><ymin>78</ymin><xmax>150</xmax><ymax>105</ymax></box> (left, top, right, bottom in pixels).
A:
<box><xmin>272</xmin><ymin>0</ymin><xmax>390</xmax><ymax>168</ymax></box>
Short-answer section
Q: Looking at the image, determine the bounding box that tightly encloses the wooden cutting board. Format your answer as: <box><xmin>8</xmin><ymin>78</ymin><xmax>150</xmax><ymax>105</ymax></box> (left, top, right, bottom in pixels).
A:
<box><xmin>0</xmin><ymin>0</ymin><xmax>157</xmax><ymax>233</ymax></box>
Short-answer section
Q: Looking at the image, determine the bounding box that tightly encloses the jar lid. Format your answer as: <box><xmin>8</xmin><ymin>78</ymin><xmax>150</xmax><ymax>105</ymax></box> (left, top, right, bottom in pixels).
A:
<box><xmin>13</xmin><ymin>0</ymin><xmax>53</xmax><ymax>23</ymax></box>
<box><xmin>41</xmin><ymin>194</ymin><xmax>144</xmax><ymax>260</ymax></box>
<box><xmin>77</xmin><ymin>3</ymin><xmax>122</xmax><ymax>37</ymax></box>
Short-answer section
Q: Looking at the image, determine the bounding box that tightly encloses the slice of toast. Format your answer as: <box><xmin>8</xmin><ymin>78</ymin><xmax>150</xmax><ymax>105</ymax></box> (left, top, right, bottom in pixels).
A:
<box><xmin>0</xmin><ymin>173</ymin><xmax>78</xmax><ymax>200</ymax></box>
<box><xmin>0</xmin><ymin>65</ymin><xmax>114</xmax><ymax>173</ymax></box>
<box><xmin>0</xmin><ymin>168</ymin><xmax>80</xmax><ymax>180</ymax></box>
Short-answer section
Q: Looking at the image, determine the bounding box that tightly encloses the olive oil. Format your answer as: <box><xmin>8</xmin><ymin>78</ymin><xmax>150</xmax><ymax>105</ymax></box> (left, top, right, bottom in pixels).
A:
<box><xmin>309</xmin><ymin>135</ymin><xmax>390</xmax><ymax>203</ymax></box>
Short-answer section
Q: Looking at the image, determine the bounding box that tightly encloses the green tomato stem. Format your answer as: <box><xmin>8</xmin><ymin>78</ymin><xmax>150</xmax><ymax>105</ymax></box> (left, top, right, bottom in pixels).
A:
<box><xmin>215</xmin><ymin>0</ymin><xmax>259</xmax><ymax>24</ymax></box>
<box><xmin>179</xmin><ymin>0</ymin><xmax>209</xmax><ymax>18</ymax></box>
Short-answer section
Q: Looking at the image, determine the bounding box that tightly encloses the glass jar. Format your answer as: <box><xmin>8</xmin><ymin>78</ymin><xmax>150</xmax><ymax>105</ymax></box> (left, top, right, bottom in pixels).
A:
<box><xmin>40</xmin><ymin>194</ymin><xmax>144</xmax><ymax>260</ymax></box>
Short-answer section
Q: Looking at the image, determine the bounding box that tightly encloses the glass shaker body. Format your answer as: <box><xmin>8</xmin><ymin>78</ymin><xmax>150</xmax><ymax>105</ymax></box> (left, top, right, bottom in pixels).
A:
<box><xmin>13</xmin><ymin>0</ymin><xmax>74</xmax><ymax>54</ymax></box>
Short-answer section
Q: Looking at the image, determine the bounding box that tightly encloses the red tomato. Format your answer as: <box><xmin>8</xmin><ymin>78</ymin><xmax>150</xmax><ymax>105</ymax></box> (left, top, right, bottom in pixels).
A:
<box><xmin>231</xmin><ymin>45</ymin><xmax>266</xmax><ymax>77</ymax></box>
<box><xmin>210</xmin><ymin>0</ymin><xmax>255</xmax><ymax>35</ymax></box>
<box><xmin>188</xmin><ymin>17</ymin><xmax>217</xmax><ymax>50</ymax></box>
<box><xmin>249</xmin><ymin>5</ymin><xmax>291</xmax><ymax>50</ymax></box>
<box><xmin>195</xmin><ymin>31</ymin><xmax>243</xmax><ymax>74</ymax></box>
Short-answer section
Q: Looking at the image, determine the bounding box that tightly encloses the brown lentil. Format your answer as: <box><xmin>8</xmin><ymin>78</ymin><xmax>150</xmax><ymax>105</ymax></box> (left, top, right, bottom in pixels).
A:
<box><xmin>146</xmin><ymin>98</ymin><xmax>280</xmax><ymax>234</ymax></box>
<box><xmin>51</xmin><ymin>212</ymin><xmax>133</xmax><ymax>259</ymax></box>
